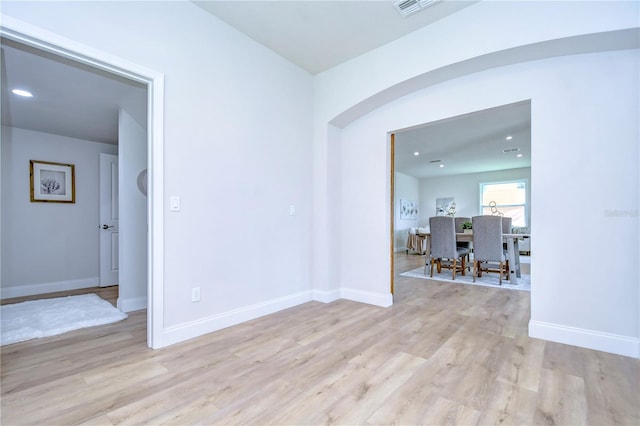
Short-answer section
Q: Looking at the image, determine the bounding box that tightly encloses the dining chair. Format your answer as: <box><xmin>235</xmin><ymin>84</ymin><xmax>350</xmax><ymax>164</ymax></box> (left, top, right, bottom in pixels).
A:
<box><xmin>454</xmin><ymin>216</ymin><xmax>472</xmax><ymax>268</ymax></box>
<box><xmin>501</xmin><ymin>217</ymin><xmax>513</xmax><ymax>234</ymax></box>
<box><xmin>425</xmin><ymin>216</ymin><xmax>470</xmax><ymax>279</ymax></box>
<box><xmin>454</xmin><ymin>217</ymin><xmax>469</xmax><ymax>234</ymax></box>
<box><xmin>472</xmin><ymin>215</ymin><xmax>510</xmax><ymax>284</ymax></box>
<box><xmin>501</xmin><ymin>216</ymin><xmax>513</xmax><ymax>251</ymax></box>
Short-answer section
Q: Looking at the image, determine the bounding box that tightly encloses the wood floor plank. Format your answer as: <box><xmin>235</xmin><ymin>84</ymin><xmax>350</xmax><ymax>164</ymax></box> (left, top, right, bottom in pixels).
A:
<box><xmin>477</xmin><ymin>379</ymin><xmax>538</xmax><ymax>425</ymax></box>
<box><xmin>1</xmin><ymin>253</ymin><xmax>638</xmax><ymax>425</ymax></box>
<box><xmin>581</xmin><ymin>349</ymin><xmax>640</xmax><ymax>425</ymax></box>
<box><xmin>497</xmin><ymin>333</ymin><xmax>546</xmax><ymax>392</ymax></box>
<box><xmin>533</xmin><ymin>368</ymin><xmax>588</xmax><ymax>425</ymax></box>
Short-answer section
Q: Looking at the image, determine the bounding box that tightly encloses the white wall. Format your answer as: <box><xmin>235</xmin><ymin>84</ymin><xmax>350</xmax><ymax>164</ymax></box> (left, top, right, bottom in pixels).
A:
<box><xmin>334</xmin><ymin>50</ymin><xmax>640</xmax><ymax>357</ymax></box>
<box><xmin>394</xmin><ymin>172</ymin><xmax>419</xmax><ymax>251</ymax></box>
<box><xmin>1</xmin><ymin>126</ymin><xmax>118</xmax><ymax>297</ymax></box>
<box><xmin>418</xmin><ymin>168</ymin><xmax>532</xmax><ymax>227</ymax></box>
<box><xmin>311</xmin><ymin>0</ymin><xmax>639</xmax><ymax>304</ymax></box>
<box><xmin>1</xmin><ymin>1</ymin><xmax>314</xmax><ymax>344</ymax></box>
<box><xmin>118</xmin><ymin>109</ymin><xmax>147</xmax><ymax>312</ymax></box>
<box><xmin>311</xmin><ymin>1</ymin><xmax>639</xmax><ymax>358</ymax></box>
<box><xmin>3</xmin><ymin>1</ymin><xmax>638</xmax><ymax>357</ymax></box>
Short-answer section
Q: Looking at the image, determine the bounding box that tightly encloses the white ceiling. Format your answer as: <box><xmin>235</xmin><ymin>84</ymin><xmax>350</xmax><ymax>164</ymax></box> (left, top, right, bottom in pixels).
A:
<box><xmin>0</xmin><ymin>38</ymin><xmax>146</xmax><ymax>145</ymax></box>
<box><xmin>1</xmin><ymin>0</ymin><xmax>530</xmax><ymax>178</ymax></box>
<box><xmin>394</xmin><ymin>101</ymin><xmax>531</xmax><ymax>179</ymax></box>
<box><xmin>193</xmin><ymin>0</ymin><xmax>477</xmax><ymax>75</ymax></box>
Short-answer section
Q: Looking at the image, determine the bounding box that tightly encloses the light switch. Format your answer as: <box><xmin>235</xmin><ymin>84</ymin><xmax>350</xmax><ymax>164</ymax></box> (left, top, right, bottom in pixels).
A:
<box><xmin>289</xmin><ymin>204</ymin><xmax>296</xmax><ymax>216</ymax></box>
<box><xmin>170</xmin><ymin>196</ymin><xmax>180</xmax><ymax>211</ymax></box>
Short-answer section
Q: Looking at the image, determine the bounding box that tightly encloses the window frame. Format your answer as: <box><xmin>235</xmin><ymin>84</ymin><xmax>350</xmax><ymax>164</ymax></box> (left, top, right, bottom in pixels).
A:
<box><xmin>478</xmin><ymin>179</ymin><xmax>529</xmax><ymax>228</ymax></box>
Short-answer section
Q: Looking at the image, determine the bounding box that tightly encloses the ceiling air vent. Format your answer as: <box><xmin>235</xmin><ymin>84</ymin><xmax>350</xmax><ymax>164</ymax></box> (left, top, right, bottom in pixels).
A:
<box><xmin>502</xmin><ymin>148</ymin><xmax>521</xmax><ymax>154</ymax></box>
<box><xmin>394</xmin><ymin>0</ymin><xmax>441</xmax><ymax>18</ymax></box>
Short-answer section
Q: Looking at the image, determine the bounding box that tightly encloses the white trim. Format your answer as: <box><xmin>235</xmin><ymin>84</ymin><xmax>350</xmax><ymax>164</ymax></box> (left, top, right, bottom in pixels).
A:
<box><xmin>529</xmin><ymin>320</ymin><xmax>640</xmax><ymax>359</ymax></box>
<box><xmin>312</xmin><ymin>288</ymin><xmax>393</xmax><ymax>307</ymax></box>
<box><xmin>148</xmin><ymin>69</ymin><xmax>165</xmax><ymax>349</ymax></box>
<box><xmin>312</xmin><ymin>289</ymin><xmax>341</xmax><ymax>303</ymax></box>
<box><xmin>0</xmin><ymin>278</ymin><xmax>99</xmax><ymax>299</ymax></box>
<box><xmin>340</xmin><ymin>288</ymin><xmax>393</xmax><ymax>308</ymax></box>
<box><xmin>162</xmin><ymin>291</ymin><xmax>313</xmax><ymax>347</ymax></box>
<box><xmin>117</xmin><ymin>296</ymin><xmax>147</xmax><ymax>313</ymax></box>
<box><xmin>1</xmin><ymin>16</ymin><xmax>165</xmax><ymax>349</ymax></box>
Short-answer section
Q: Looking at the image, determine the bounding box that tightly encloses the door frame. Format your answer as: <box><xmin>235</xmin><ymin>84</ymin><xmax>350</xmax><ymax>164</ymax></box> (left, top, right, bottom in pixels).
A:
<box><xmin>1</xmin><ymin>17</ymin><xmax>165</xmax><ymax>349</ymax></box>
<box><xmin>390</xmin><ymin>133</ymin><xmax>395</xmax><ymax>296</ymax></box>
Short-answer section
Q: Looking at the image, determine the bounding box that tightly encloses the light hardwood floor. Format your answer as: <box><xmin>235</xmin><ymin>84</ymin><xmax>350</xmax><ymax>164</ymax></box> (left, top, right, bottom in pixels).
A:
<box><xmin>1</xmin><ymin>256</ymin><xmax>638</xmax><ymax>425</ymax></box>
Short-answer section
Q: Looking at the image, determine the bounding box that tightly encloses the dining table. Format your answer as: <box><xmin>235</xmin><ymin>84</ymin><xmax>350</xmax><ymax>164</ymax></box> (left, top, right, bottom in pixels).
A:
<box><xmin>417</xmin><ymin>232</ymin><xmax>530</xmax><ymax>285</ymax></box>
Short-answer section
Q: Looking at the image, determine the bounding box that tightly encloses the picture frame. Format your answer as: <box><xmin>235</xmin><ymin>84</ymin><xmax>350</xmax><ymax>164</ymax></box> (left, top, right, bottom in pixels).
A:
<box><xmin>436</xmin><ymin>197</ymin><xmax>456</xmax><ymax>216</ymax></box>
<box><xmin>30</xmin><ymin>160</ymin><xmax>76</xmax><ymax>203</ymax></box>
<box><xmin>400</xmin><ymin>198</ymin><xmax>418</xmax><ymax>220</ymax></box>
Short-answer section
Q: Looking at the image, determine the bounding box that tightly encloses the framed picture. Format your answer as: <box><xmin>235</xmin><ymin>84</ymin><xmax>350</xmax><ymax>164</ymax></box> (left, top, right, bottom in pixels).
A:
<box><xmin>400</xmin><ymin>198</ymin><xmax>418</xmax><ymax>220</ymax></box>
<box><xmin>436</xmin><ymin>197</ymin><xmax>456</xmax><ymax>216</ymax></box>
<box><xmin>30</xmin><ymin>160</ymin><xmax>76</xmax><ymax>203</ymax></box>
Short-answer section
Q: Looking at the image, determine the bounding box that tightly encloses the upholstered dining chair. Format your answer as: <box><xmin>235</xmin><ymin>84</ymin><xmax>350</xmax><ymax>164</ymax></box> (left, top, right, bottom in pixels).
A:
<box><xmin>454</xmin><ymin>216</ymin><xmax>472</xmax><ymax>268</ymax></box>
<box><xmin>501</xmin><ymin>216</ymin><xmax>513</xmax><ymax>251</ymax></box>
<box><xmin>425</xmin><ymin>216</ymin><xmax>470</xmax><ymax>280</ymax></box>
<box><xmin>472</xmin><ymin>215</ymin><xmax>510</xmax><ymax>284</ymax></box>
<box><xmin>501</xmin><ymin>216</ymin><xmax>513</xmax><ymax>234</ymax></box>
<box><xmin>454</xmin><ymin>217</ymin><xmax>469</xmax><ymax>234</ymax></box>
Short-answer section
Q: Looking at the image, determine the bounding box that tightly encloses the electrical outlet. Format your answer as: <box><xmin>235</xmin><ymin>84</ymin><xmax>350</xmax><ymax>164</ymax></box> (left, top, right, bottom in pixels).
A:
<box><xmin>191</xmin><ymin>287</ymin><xmax>201</xmax><ymax>302</ymax></box>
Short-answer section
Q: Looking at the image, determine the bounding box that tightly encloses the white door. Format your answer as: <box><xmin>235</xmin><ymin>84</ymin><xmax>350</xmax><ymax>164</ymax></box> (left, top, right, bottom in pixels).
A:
<box><xmin>99</xmin><ymin>153</ymin><xmax>119</xmax><ymax>287</ymax></box>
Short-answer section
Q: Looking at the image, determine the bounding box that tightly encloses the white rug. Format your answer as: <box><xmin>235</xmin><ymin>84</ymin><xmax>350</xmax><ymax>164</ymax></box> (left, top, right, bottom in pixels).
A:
<box><xmin>1</xmin><ymin>293</ymin><xmax>128</xmax><ymax>346</ymax></box>
<box><xmin>400</xmin><ymin>265</ymin><xmax>531</xmax><ymax>292</ymax></box>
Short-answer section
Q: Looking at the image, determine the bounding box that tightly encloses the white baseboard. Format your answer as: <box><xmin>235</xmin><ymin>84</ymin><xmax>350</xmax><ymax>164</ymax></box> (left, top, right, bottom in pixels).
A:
<box><xmin>160</xmin><ymin>287</ymin><xmax>394</xmax><ymax>348</ymax></box>
<box><xmin>161</xmin><ymin>290</ymin><xmax>313</xmax><ymax>347</ymax></box>
<box><xmin>117</xmin><ymin>296</ymin><xmax>147</xmax><ymax>313</ymax></box>
<box><xmin>312</xmin><ymin>287</ymin><xmax>393</xmax><ymax>307</ymax></box>
<box><xmin>340</xmin><ymin>287</ymin><xmax>393</xmax><ymax>308</ymax></box>
<box><xmin>312</xmin><ymin>289</ymin><xmax>341</xmax><ymax>303</ymax></box>
<box><xmin>1</xmin><ymin>277</ymin><xmax>100</xmax><ymax>299</ymax></box>
<box><xmin>529</xmin><ymin>320</ymin><xmax>640</xmax><ymax>359</ymax></box>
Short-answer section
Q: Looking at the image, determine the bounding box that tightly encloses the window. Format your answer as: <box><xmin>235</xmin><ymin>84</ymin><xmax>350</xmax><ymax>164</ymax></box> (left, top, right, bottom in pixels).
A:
<box><xmin>480</xmin><ymin>180</ymin><xmax>527</xmax><ymax>227</ymax></box>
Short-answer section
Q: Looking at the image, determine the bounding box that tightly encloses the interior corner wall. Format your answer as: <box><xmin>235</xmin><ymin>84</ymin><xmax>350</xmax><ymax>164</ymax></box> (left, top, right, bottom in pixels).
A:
<box><xmin>394</xmin><ymin>172</ymin><xmax>419</xmax><ymax>252</ymax></box>
<box><xmin>336</xmin><ymin>49</ymin><xmax>639</xmax><ymax>357</ymax></box>
<box><xmin>0</xmin><ymin>126</ymin><xmax>118</xmax><ymax>298</ymax></box>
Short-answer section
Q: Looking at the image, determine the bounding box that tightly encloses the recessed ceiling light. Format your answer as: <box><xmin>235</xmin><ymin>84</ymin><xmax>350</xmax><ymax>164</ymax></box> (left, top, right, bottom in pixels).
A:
<box><xmin>505</xmin><ymin>135</ymin><xmax>513</xmax><ymax>140</ymax></box>
<box><xmin>12</xmin><ymin>89</ymin><xmax>33</xmax><ymax>97</ymax></box>
<box><xmin>414</xmin><ymin>152</ymin><xmax>420</xmax><ymax>156</ymax></box>
<box><xmin>517</xmin><ymin>154</ymin><xmax>523</xmax><ymax>158</ymax></box>
<box><xmin>439</xmin><ymin>164</ymin><xmax>444</xmax><ymax>168</ymax></box>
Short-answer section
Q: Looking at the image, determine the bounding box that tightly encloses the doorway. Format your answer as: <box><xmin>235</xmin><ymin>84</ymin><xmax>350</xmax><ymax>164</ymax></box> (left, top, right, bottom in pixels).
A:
<box><xmin>0</xmin><ymin>20</ymin><xmax>164</xmax><ymax>348</ymax></box>
<box><xmin>390</xmin><ymin>101</ymin><xmax>532</xmax><ymax>294</ymax></box>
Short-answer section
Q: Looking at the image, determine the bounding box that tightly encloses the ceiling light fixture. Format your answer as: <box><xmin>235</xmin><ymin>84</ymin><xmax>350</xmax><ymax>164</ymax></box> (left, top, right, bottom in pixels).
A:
<box><xmin>505</xmin><ymin>135</ymin><xmax>513</xmax><ymax>140</ymax></box>
<box><xmin>12</xmin><ymin>89</ymin><xmax>33</xmax><ymax>97</ymax></box>
<box><xmin>439</xmin><ymin>164</ymin><xmax>444</xmax><ymax>168</ymax></box>
<box><xmin>394</xmin><ymin>0</ymin><xmax>441</xmax><ymax>18</ymax></box>
<box><xmin>517</xmin><ymin>154</ymin><xmax>523</xmax><ymax>158</ymax></box>
<box><xmin>414</xmin><ymin>152</ymin><xmax>420</xmax><ymax>156</ymax></box>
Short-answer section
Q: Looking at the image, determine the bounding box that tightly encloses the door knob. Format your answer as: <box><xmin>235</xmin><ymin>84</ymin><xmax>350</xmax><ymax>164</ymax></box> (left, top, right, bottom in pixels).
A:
<box><xmin>101</xmin><ymin>224</ymin><xmax>114</xmax><ymax>229</ymax></box>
